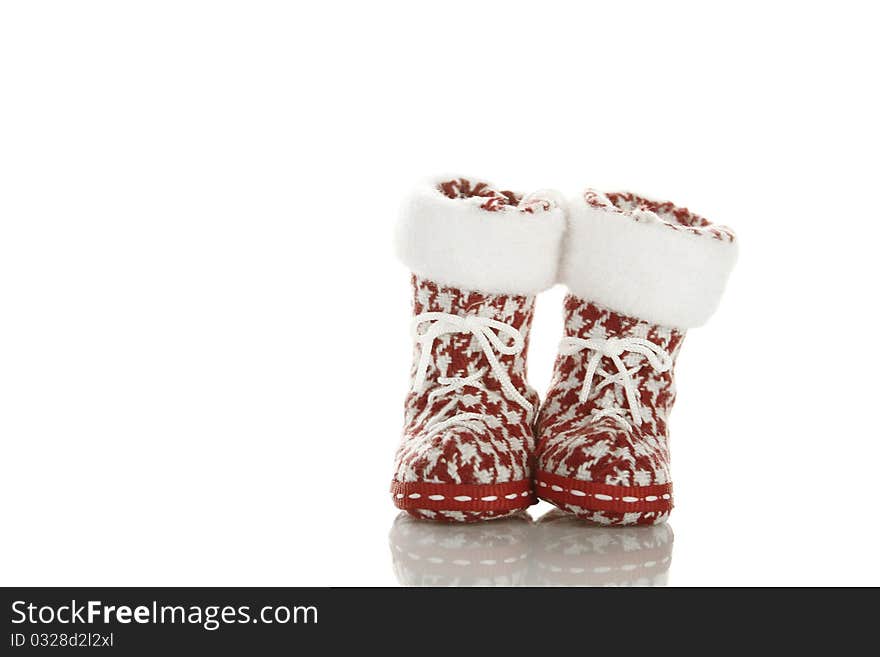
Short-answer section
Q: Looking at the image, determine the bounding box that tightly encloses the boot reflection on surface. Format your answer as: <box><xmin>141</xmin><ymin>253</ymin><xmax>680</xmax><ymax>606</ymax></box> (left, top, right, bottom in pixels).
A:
<box><xmin>389</xmin><ymin>509</ymin><xmax>673</xmax><ymax>586</ymax></box>
<box><xmin>531</xmin><ymin>509</ymin><xmax>673</xmax><ymax>586</ymax></box>
<box><xmin>389</xmin><ymin>512</ymin><xmax>532</xmax><ymax>586</ymax></box>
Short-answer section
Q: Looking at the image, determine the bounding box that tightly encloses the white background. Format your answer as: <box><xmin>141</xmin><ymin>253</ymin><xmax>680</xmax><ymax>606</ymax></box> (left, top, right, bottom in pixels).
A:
<box><xmin>2</xmin><ymin>1</ymin><xmax>878</xmax><ymax>586</ymax></box>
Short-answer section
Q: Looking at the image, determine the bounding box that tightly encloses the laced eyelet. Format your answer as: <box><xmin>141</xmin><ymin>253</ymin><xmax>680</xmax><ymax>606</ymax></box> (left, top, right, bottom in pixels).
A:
<box><xmin>410</xmin><ymin>311</ymin><xmax>533</xmax><ymax>416</ymax></box>
<box><xmin>558</xmin><ymin>335</ymin><xmax>672</xmax><ymax>426</ymax></box>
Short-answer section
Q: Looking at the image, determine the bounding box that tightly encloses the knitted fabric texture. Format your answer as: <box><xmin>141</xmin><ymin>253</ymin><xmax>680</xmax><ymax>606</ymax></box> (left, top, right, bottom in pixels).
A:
<box><xmin>438</xmin><ymin>177</ymin><xmax>554</xmax><ymax>213</ymax></box>
<box><xmin>586</xmin><ymin>190</ymin><xmax>735</xmax><ymax>242</ymax></box>
<box><xmin>392</xmin><ymin>275</ymin><xmax>539</xmax><ymax>521</ymax></box>
<box><xmin>391</xmin><ymin>177</ymin><xmax>565</xmax><ymax>522</ymax></box>
<box><xmin>535</xmin><ymin>297</ymin><xmax>683</xmax><ymax>525</ymax></box>
<box><xmin>538</xmin><ymin>189</ymin><xmax>736</xmax><ymax>525</ymax></box>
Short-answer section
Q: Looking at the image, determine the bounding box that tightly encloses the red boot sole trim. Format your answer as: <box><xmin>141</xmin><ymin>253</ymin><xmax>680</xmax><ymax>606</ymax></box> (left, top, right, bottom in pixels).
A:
<box><xmin>535</xmin><ymin>471</ymin><xmax>673</xmax><ymax>514</ymax></box>
<box><xmin>391</xmin><ymin>480</ymin><xmax>535</xmax><ymax>513</ymax></box>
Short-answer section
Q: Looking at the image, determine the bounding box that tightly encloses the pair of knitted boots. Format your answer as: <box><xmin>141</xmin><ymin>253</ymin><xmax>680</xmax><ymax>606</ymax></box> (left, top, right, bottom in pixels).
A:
<box><xmin>391</xmin><ymin>177</ymin><xmax>737</xmax><ymax>525</ymax></box>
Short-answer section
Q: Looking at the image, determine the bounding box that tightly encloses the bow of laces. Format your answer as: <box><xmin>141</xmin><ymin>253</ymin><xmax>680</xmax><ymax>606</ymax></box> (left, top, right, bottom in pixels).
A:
<box><xmin>559</xmin><ymin>335</ymin><xmax>672</xmax><ymax>426</ymax></box>
<box><xmin>410</xmin><ymin>311</ymin><xmax>533</xmax><ymax>418</ymax></box>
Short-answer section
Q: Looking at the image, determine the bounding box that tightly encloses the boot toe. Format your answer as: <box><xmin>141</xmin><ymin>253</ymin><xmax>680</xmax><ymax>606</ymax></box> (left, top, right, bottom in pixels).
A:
<box><xmin>391</xmin><ymin>423</ymin><xmax>534</xmax><ymax>522</ymax></box>
<box><xmin>536</xmin><ymin>416</ymin><xmax>672</xmax><ymax>526</ymax></box>
<box><xmin>395</xmin><ymin>425</ymin><xmax>525</xmax><ymax>485</ymax></box>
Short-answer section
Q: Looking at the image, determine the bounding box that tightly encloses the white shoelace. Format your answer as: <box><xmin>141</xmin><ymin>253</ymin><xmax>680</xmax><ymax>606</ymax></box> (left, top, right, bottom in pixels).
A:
<box><xmin>588</xmin><ymin>407</ymin><xmax>635</xmax><ymax>429</ymax></box>
<box><xmin>410</xmin><ymin>312</ymin><xmax>533</xmax><ymax>428</ymax></box>
<box><xmin>420</xmin><ymin>371</ymin><xmax>491</xmax><ymax>437</ymax></box>
<box><xmin>559</xmin><ymin>335</ymin><xmax>672</xmax><ymax>426</ymax></box>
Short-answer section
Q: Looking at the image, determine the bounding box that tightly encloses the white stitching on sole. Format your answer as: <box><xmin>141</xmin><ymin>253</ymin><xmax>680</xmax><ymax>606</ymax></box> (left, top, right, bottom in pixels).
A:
<box><xmin>393</xmin><ymin>487</ymin><xmax>533</xmax><ymax>505</ymax></box>
<box><xmin>536</xmin><ymin>477</ymin><xmax>672</xmax><ymax>503</ymax></box>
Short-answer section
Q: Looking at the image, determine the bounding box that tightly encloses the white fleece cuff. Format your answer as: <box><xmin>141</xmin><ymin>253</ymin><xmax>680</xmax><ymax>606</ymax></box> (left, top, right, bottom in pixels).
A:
<box><xmin>561</xmin><ymin>190</ymin><xmax>738</xmax><ymax>329</ymax></box>
<box><xmin>394</xmin><ymin>177</ymin><xmax>566</xmax><ymax>295</ymax></box>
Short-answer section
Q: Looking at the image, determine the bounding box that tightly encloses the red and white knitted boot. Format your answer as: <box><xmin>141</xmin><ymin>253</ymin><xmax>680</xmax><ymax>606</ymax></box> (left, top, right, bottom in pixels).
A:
<box><xmin>391</xmin><ymin>177</ymin><xmax>565</xmax><ymax>522</ymax></box>
<box><xmin>536</xmin><ymin>190</ymin><xmax>738</xmax><ymax>525</ymax></box>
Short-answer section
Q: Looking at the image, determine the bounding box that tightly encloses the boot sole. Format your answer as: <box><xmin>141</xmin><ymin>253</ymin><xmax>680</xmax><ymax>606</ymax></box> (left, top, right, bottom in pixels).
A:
<box><xmin>391</xmin><ymin>479</ymin><xmax>535</xmax><ymax>522</ymax></box>
<box><xmin>535</xmin><ymin>470</ymin><xmax>673</xmax><ymax>521</ymax></box>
